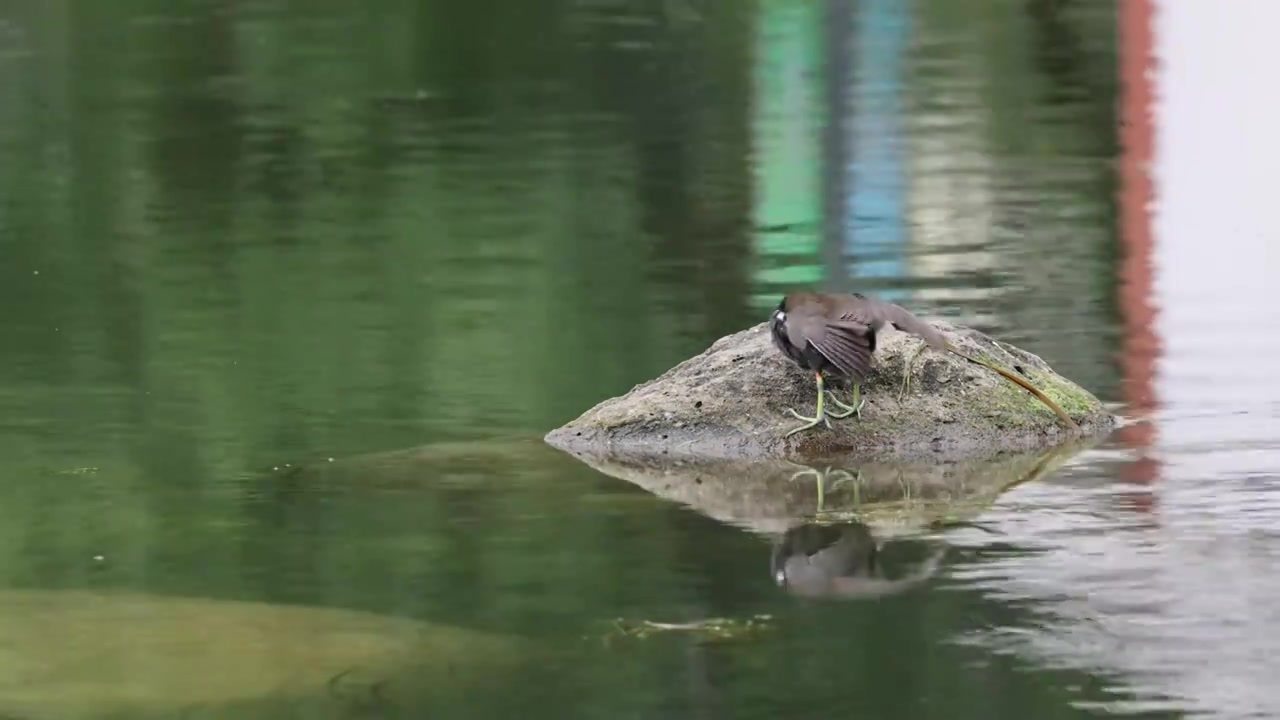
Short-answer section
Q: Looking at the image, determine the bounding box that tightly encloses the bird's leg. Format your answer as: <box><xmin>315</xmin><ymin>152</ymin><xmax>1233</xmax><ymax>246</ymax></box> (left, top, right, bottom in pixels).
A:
<box><xmin>898</xmin><ymin>342</ymin><xmax>930</xmax><ymax>402</ymax></box>
<box><xmin>784</xmin><ymin>372</ymin><xmax>832</xmax><ymax>436</ymax></box>
<box><xmin>826</xmin><ymin>382</ymin><xmax>863</xmax><ymax>419</ymax></box>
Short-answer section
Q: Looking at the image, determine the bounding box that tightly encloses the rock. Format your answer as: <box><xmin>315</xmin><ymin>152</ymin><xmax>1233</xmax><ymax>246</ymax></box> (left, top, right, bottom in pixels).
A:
<box><xmin>545</xmin><ymin>320</ymin><xmax>1115</xmax><ymax>461</ymax></box>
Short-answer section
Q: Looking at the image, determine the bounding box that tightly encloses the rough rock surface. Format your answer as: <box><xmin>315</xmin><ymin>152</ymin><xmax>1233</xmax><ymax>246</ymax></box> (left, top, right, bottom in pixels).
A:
<box><xmin>545</xmin><ymin>320</ymin><xmax>1115</xmax><ymax>461</ymax></box>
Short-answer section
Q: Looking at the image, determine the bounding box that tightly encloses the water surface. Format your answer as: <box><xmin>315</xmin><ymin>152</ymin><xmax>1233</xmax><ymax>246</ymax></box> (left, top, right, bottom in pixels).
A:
<box><xmin>1</xmin><ymin>0</ymin><xmax>1277</xmax><ymax>718</ymax></box>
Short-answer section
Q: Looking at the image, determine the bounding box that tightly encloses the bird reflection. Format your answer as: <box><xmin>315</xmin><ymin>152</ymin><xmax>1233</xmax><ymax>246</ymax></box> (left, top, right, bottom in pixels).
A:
<box><xmin>770</xmin><ymin>522</ymin><xmax>946</xmax><ymax>599</ymax></box>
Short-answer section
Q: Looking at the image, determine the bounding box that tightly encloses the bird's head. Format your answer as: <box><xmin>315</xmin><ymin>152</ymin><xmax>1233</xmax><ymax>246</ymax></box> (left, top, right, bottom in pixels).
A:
<box><xmin>768</xmin><ymin>297</ymin><xmax>796</xmax><ymax>359</ymax></box>
<box><xmin>770</xmin><ymin>297</ymin><xmax>788</xmax><ymax>326</ymax></box>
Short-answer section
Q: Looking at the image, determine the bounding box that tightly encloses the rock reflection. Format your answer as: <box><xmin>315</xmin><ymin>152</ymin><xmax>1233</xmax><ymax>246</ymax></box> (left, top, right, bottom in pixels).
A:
<box><xmin>558</xmin><ymin>438</ymin><xmax>1094</xmax><ymax>536</ymax></box>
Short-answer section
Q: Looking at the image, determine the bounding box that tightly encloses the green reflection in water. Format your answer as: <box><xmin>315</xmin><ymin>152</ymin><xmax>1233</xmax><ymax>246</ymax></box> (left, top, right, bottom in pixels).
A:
<box><xmin>0</xmin><ymin>0</ymin><xmax>1130</xmax><ymax>718</ymax></box>
<box><xmin>749</xmin><ymin>0</ymin><xmax>823</xmax><ymax>308</ymax></box>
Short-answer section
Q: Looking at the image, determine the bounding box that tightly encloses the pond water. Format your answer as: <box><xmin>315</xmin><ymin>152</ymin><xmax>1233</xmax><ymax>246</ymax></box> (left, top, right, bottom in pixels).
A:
<box><xmin>1</xmin><ymin>0</ymin><xmax>1277</xmax><ymax>718</ymax></box>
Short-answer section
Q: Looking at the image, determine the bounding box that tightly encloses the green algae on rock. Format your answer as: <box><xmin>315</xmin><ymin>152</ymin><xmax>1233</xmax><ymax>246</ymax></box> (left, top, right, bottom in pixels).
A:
<box><xmin>544</xmin><ymin>320</ymin><xmax>1114</xmax><ymax>462</ymax></box>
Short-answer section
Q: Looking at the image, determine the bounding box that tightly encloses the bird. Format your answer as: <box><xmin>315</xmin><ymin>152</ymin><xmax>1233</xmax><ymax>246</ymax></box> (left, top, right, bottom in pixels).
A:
<box><xmin>768</xmin><ymin>291</ymin><xmax>1079</xmax><ymax>437</ymax></box>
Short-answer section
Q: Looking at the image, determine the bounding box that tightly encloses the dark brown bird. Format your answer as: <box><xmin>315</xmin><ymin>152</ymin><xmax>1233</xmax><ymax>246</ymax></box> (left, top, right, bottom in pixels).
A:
<box><xmin>769</xmin><ymin>291</ymin><xmax>1078</xmax><ymax>437</ymax></box>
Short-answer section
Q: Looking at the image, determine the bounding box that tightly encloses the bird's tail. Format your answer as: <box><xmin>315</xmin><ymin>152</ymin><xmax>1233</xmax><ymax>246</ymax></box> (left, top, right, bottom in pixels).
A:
<box><xmin>943</xmin><ymin>341</ymin><xmax>1080</xmax><ymax>432</ymax></box>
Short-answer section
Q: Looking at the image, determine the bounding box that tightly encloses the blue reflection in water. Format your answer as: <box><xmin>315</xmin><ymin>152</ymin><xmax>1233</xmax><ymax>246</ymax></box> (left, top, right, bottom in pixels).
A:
<box><xmin>846</xmin><ymin>0</ymin><xmax>909</xmax><ymax>302</ymax></box>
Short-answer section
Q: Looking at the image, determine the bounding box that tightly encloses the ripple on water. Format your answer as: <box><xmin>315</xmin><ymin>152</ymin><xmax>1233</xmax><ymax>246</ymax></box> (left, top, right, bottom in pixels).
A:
<box><xmin>942</xmin><ymin>439</ymin><xmax>1280</xmax><ymax>718</ymax></box>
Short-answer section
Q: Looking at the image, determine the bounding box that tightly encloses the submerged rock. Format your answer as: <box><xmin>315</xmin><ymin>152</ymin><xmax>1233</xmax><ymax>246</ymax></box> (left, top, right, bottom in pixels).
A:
<box><xmin>0</xmin><ymin>589</ymin><xmax>529</xmax><ymax>719</ymax></box>
<box><xmin>545</xmin><ymin>320</ymin><xmax>1114</xmax><ymax>461</ymax></box>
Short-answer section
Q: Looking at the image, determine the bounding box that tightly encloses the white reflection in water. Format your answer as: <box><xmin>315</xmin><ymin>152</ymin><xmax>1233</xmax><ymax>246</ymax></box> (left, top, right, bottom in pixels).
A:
<box><xmin>949</xmin><ymin>1</ymin><xmax>1280</xmax><ymax>717</ymax></box>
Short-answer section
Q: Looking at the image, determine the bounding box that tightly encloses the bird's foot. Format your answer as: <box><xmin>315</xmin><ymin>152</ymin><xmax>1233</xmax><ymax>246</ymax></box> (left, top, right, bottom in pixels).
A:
<box><xmin>826</xmin><ymin>385</ymin><xmax>864</xmax><ymax>419</ymax></box>
<box><xmin>784</xmin><ymin>407</ymin><xmax>831</xmax><ymax>436</ymax></box>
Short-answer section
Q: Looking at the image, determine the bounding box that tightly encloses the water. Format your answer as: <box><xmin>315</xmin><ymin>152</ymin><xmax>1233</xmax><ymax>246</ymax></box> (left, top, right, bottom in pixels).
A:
<box><xmin>0</xmin><ymin>0</ymin><xmax>1276</xmax><ymax>718</ymax></box>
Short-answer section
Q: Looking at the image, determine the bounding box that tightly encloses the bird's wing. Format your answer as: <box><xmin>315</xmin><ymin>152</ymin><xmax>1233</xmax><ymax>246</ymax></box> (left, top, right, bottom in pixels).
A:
<box><xmin>806</xmin><ymin>319</ymin><xmax>875</xmax><ymax>380</ymax></box>
<box><xmin>842</xmin><ymin>295</ymin><xmax>946</xmax><ymax>350</ymax></box>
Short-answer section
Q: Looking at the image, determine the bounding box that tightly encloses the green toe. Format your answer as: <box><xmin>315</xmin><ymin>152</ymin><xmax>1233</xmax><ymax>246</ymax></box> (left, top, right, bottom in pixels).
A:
<box><xmin>826</xmin><ymin>384</ymin><xmax>864</xmax><ymax>420</ymax></box>
<box><xmin>826</xmin><ymin>395</ymin><xmax>855</xmax><ymax>419</ymax></box>
<box><xmin>784</xmin><ymin>408</ymin><xmax>826</xmax><ymax>436</ymax></box>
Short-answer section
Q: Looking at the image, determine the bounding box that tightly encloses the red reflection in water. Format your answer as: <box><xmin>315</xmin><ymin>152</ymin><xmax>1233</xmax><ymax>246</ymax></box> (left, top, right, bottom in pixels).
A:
<box><xmin>1116</xmin><ymin>0</ymin><xmax>1161</xmax><ymax>508</ymax></box>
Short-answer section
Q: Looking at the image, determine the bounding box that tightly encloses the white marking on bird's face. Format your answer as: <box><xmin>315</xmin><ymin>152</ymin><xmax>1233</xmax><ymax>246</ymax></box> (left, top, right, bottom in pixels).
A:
<box><xmin>774</xmin><ymin>310</ymin><xmax>786</xmax><ymax>323</ymax></box>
